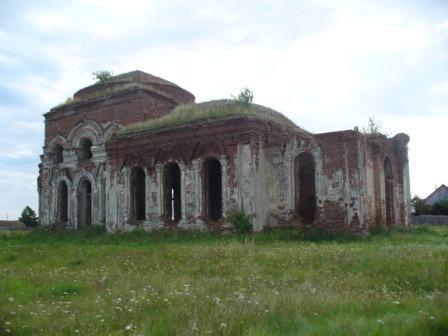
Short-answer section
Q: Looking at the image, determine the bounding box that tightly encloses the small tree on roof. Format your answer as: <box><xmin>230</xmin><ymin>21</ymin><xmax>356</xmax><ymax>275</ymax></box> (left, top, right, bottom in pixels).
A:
<box><xmin>92</xmin><ymin>71</ymin><xmax>113</xmax><ymax>83</ymax></box>
<box><xmin>362</xmin><ymin>116</ymin><xmax>388</xmax><ymax>136</ymax></box>
<box><xmin>232</xmin><ymin>88</ymin><xmax>254</xmax><ymax>107</ymax></box>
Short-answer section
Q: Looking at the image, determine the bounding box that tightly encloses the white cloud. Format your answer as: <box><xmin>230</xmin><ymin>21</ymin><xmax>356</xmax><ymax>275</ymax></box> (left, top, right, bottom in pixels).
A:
<box><xmin>426</xmin><ymin>80</ymin><xmax>448</xmax><ymax>96</ymax></box>
<box><xmin>0</xmin><ymin>0</ymin><xmax>447</xmax><ymax>217</ymax></box>
<box><xmin>0</xmin><ymin>169</ymin><xmax>37</xmax><ymax>220</ymax></box>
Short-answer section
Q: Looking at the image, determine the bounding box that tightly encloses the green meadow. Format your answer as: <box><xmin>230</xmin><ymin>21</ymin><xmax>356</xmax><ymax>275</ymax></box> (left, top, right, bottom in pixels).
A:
<box><xmin>0</xmin><ymin>226</ymin><xmax>447</xmax><ymax>335</ymax></box>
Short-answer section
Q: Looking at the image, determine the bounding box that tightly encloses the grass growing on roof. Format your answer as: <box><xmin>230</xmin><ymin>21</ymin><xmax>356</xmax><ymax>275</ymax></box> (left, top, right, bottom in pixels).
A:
<box><xmin>0</xmin><ymin>225</ymin><xmax>447</xmax><ymax>335</ymax></box>
<box><xmin>118</xmin><ymin>99</ymin><xmax>305</xmax><ymax>136</ymax></box>
<box><xmin>53</xmin><ymin>82</ymin><xmax>157</xmax><ymax>110</ymax></box>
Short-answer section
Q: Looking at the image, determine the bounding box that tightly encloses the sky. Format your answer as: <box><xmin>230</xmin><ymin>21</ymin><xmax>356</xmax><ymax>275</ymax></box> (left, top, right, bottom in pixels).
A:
<box><xmin>0</xmin><ymin>0</ymin><xmax>447</xmax><ymax>219</ymax></box>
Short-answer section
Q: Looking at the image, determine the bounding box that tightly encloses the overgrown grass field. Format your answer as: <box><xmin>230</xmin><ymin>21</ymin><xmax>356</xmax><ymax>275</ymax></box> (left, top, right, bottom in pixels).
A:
<box><xmin>0</xmin><ymin>226</ymin><xmax>447</xmax><ymax>335</ymax></box>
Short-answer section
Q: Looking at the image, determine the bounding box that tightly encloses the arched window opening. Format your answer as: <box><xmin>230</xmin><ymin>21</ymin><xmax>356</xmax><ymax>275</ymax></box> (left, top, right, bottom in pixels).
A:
<box><xmin>58</xmin><ymin>181</ymin><xmax>68</xmax><ymax>223</ymax></box>
<box><xmin>130</xmin><ymin>166</ymin><xmax>146</xmax><ymax>220</ymax></box>
<box><xmin>79</xmin><ymin>138</ymin><xmax>93</xmax><ymax>160</ymax></box>
<box><xmin>384</xmin><ymin>158</ymin><xmax>394</xmax><ymax>226</ymax></box>
<box><xmin>53</xmin><ymin>145</ymin><xmax>64</xmax><ymax>164</ymax></box>
<box><xmin>164</xmin><ymin>163</ymin><xmax>181</xmax><ymax>222</ymax></box>
<box><xmin>203</xmin><ymin>157</ymin><xmax>222</xmax><ymax>221</ymax></box>
<box><xmin>295</xmin><ymin>152</ymin><xmax>316</xmax><ymax>224</ymax></box>
<box><xmin>78</xmin><ymin>179</ymin><xmax>92</xmax><ymax>227</ymax></box>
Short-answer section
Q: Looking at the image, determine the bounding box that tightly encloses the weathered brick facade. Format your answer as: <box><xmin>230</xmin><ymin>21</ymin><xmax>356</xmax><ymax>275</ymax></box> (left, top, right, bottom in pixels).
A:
<box><xmin>38</xmin><ymin>71</ymin><xmax>411</xmax><ymax>233</ymax></box>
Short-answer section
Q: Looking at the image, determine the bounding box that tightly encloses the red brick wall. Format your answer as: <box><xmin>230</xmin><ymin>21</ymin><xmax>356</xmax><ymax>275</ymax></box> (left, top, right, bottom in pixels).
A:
<box><xmin>44</xmin><ymin>88</ymin><xmax>194</xmax><ymax>146</ymax></box>
<box><xmin>315</xmin><ymin>130</ymin><xmax>360</xmax><ymax>230</ymax></box>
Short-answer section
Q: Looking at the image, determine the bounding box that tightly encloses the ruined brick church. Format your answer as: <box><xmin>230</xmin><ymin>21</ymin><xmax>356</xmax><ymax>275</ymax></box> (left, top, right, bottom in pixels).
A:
<box><xmin>38</xmin><ymin>71</ymin><xmax>411</xmax><ymax>233</ymax></box>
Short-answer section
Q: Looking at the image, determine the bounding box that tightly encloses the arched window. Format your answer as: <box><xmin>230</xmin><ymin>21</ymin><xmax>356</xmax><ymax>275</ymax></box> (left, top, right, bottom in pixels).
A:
<box><xmin>295</xmin><ymin>152</ymin><xmax>316</xmax><ymax>224</ymax></box>
<box><xmin>130</xmin><ymin>166</ymin><xmax>146</xmax><ymax>220</ymax></box>
<box><xmin>78</xmin><ymin>179</ymin><xmax>92</xmax><ymax>227</ymax></box>
<box><xmin>203</xmin><ymin>157</ymin><xmax>222</xmax><ymax>221</ymax></box>
<box><xmin>384</xmin><ymin>158</ymin><xmax>394</xmax><ymax>226</ymax></box>
<box><xmin>79</xmin><ymin>138</ymin><xmax>93</xmax><ymax>160</ymax></box>
<box><xmin>58</xmin><ymin>181</ymin><xmax>68</xmax><ymax>222</ymax></box>
<box><xmin>164</xmin><ymin>163</ymin><xmax>181</xmax><ymax>222</ymax></box>
<box><xmin>53</xmin><ymin>144</ymin><xmax>64</xmax><ymax>164</ymax></box>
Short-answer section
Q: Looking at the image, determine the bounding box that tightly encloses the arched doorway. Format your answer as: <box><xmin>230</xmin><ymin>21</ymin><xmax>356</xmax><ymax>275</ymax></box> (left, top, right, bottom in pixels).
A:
<box><xmin>384</xmin><ymin>158</ymin><xmax>394</xmax><ymax>226</ymax></box>
<box><xmin>78</xmin><ymin>179</ymin><xmax>92</xmax><ymax>227</ymax></box>
<box><xmin>203</xmin><ymin>157</ymin><xmax>222</xmax><ymax>221</ymax></box>
<box><xmin>130</xmin><ymin>166</ymin><xmax>146</xmax><ymax>220</ymax></box>
<box><xmin>295</xmin><ymin>152</ymin><xmax>316</xmax><ymax>224</ymax></box>
<box><xmin>164</xmin><ymin>163</ymin><xmax>181</xmax><ymax>222</ymax></box>
<box><xmin>58</xmin><ymin>181</ymin><xmax>68</xmax><ymax>223</ymax></box>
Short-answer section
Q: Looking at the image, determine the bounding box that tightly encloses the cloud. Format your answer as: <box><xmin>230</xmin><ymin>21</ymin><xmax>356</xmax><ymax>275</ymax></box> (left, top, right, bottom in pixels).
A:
<box><xmin>0</xmin><ymin>169</ymin><xmax>37</xmax><ymax>220</ymax></box>
<box><xmin>0</xmin><ymin>0</ymin><xmax>447</xmax><ymax>217</ymax></box>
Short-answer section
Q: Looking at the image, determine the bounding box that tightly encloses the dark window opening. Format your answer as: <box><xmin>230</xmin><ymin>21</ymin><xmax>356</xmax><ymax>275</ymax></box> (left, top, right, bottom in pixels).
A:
<box><xmin>78</xmin><ymin>179</ymin><xmax>92</xmax><ymax>227</ymax></box>
<box><xmin>384</xmin><ymin>158</ymin><xmax>394</xmax><ymax>226</ymax></box>
<box><xmin>101</xmin><ymin>178</ymin><xmax>106</xmax><ymax>224</ymax></box>
<box><xmin>204</xmin><ymin>157</ymin><xmax>222</xmax><ymax>221</ymax></box>
<box><xmin>295</xmin><ymin>152</ymin><xmax>316</xmax><ymax>224</ymax></box>
<box><xmin>164</xmin><ymin>163</ymin><xmax>181</xmax><ymax>221</ymax></box>
<box><xmin>130</xmin><ymin>166</ymin><xmax>146</xmax><ymax>220</ymax></box>
<box><xmin>58</xmin><ymin>181</ymin><xmax>68</xmax><ymax>222</ymax></box>
<box><xmin>53</xmin><ymin>145</ymin><xmax>64</xmax><ymax>164</ymax></box>
<box><xmin>79</xmin><ymin>138</ymin><xmax>93</xmax><ymax>160</ymax></box>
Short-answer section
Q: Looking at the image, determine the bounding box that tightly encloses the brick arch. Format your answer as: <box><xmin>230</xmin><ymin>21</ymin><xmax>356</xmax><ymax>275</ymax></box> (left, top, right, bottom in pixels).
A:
<box><xmin>48</xmin><ymin>135</ymin><xmax>68</xmax><ymax>152</ymax></box>
<box><xmin>73</xmin><ymin>172</ymin><xmax>96</xmax><ymax>229</ymax></box>
<box><xmin>52</xmin><ymin>174</ymin><xmax>73</xmax><ymax>228</ymax></box>
<box><xmin>73</xmin><ymin>171</ymin><xmax>97</xmax><ymax>192</ymax></box>
<box><xmin>68</xmin><ymin>119</ymin><xmax>103</xmax><ymax>148</ymax></box>
<box><xmin>103</xmin><ymin>122</ymin><xmax>121</xmax><ymax>142</ymax></box>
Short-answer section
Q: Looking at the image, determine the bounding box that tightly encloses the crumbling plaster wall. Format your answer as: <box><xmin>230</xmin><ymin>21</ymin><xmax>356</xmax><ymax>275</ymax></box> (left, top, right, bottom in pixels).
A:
<box><xmin>39</xmin><ymin>87</ymin><xmax>194</xmax><ymax>228</ymax></box>
<box><xmin>104</xmin><ymin>125</ymin><xmax>413</xmax><ymax>233</ymax></box>
<box><xmin>363</xmin><ymin>133</ymin><xmax>411</xmax><ymax>227</ymax></box>
<box><xmin>106</xmin><ymin>139</ymin><xmax>259</xmax><ymax>232</ymax></box>
<box><xmin>39</xmin><ymin>164</ymin><xmax>107</xmax><ymax>229</ymax></box>
<box><xmin>312</xmin><ymin>131</ymin><xmax>362</xmax><ymax>231</ymax></box>
<box><xmin>253</xmin><ymin>136</ymin><xmax>321</xmax><ymax>230</ymax></box>
<box><xmin>39</xmin><ymin>118</ymin><xmax>111</xmax><ymax>229</ymax></box>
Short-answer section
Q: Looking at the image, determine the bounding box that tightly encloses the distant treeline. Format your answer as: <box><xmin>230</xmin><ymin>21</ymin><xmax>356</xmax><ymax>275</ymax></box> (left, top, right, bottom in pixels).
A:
<box><xmin>412</xmin><ymin>196</ymin><xmax>448</xmax><ymax>216</ymax></box>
